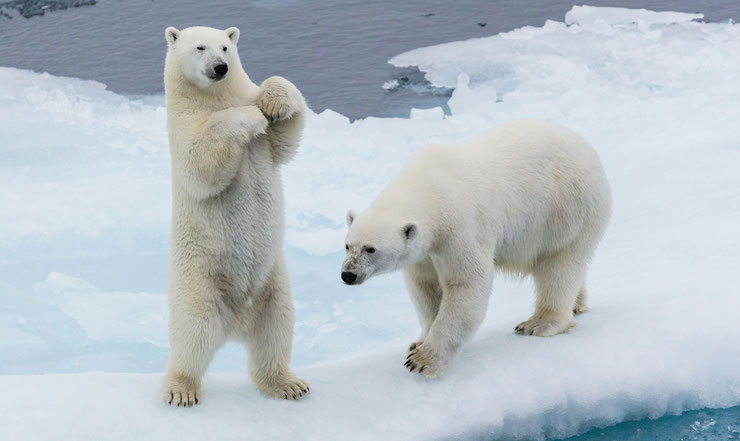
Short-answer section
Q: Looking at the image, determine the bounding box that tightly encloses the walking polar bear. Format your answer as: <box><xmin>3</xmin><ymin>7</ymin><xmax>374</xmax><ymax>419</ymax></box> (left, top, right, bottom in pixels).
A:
<box><xmin>342</xmin><ymin>119</ymin><xmax>611</xmax><ymax>378</ymax></box>
<box><xmin>161</xmin><ymin>25</ymin><xmax>308</xmax><ymax>406</ymax></box>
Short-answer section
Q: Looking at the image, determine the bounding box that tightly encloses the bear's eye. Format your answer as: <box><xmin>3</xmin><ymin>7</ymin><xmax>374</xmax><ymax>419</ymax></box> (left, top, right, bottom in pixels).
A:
<box><xmin>197</xmin><ymin>46</ymin><xmax>205</xmax><ymax>51</ymax></box>
<box><xmin>345</xmin><ymin>244</ymin><xmax>349</xmax><ymax>251</ymax></box>
<box><xmin>222</xmin><ymin>46</ymin><xmax>227</xmax><ymax>52</ymax></box>
<box><xmin>366</xmin><ymin>247</ymin><xmax>376</xmax><ymax>254</ymax></box>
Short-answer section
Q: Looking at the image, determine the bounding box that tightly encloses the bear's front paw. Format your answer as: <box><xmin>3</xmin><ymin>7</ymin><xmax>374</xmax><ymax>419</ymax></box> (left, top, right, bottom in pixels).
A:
<box><xmin>256</xmin><ymin>374</ymin><xmax>310</xmax><ymax>401</ymax></box>
<box><xmin>514</xmin><ymin>317</ymin><xmax>573</xmax><ymax>337</ymax></box>
<box><xmin>258</xmin><ymin>77</ymin><xmax>302</xmax><ymax>122</ymax></box>
<box><xmin>161</xmin><ymin>374</ymin><xmax>201</xmax><ymax>407</ymax></box>
<box><xmin>404</xmin><ymin>342</ymin><xmax>451</xmax><ymax>378</ymax></box>
<box><xmin>406</xmin><ymin>340</ymin><xmax>423</xmax><ymax>357</ymax></box>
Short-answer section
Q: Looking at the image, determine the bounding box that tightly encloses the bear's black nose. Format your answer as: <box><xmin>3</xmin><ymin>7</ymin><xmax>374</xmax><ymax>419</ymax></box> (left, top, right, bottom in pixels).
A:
<box><xmin>341</xmin><ymin>272</ymin><xmax>357</xmax><ymax>285</ymax></box>
<box><xmin>214</xmin><ymin>63</ymin><xmax>228</xmax><ymax>76</ymax></box>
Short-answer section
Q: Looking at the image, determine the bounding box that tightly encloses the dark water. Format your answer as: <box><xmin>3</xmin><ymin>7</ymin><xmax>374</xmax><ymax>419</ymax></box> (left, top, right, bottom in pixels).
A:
<box><xmin>1</xmin><ymin>0</ymin><xmax>739</xmax><ymax>118</ymax></box>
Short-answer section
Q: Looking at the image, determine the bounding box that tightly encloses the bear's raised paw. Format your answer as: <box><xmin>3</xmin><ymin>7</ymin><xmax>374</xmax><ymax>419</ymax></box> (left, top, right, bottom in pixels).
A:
<box><xmin>258</xmin><ymin>77</ymin><xmax>301</xmax><ymax>122</ymax></box>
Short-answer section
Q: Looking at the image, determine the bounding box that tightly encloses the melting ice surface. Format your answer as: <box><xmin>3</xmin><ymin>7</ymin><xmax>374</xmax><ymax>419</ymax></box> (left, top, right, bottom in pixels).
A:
<box><xmin>1</xmin><ymin>5</ymin><xmax>740</xmax><ymax>440</ymax></box>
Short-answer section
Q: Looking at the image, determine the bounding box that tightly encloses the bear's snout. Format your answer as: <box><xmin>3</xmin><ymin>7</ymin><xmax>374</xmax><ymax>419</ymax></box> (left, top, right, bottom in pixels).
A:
<box><xmin>214</xmin><ymin>63</ymin><xmax>228</xmax><ymax>78</ymax></box>
<box><xmin>341</xmin><ymin>271</ymin><xmax>358</xmax><ymax>285</ymax></box>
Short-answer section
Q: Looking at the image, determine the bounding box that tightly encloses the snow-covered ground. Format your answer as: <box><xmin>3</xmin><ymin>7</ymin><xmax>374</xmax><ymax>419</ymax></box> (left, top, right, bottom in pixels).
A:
<box><xmin>2</xmin><ymin>5</ymin><xmax>740</xmax><ymax>440</ymax></box>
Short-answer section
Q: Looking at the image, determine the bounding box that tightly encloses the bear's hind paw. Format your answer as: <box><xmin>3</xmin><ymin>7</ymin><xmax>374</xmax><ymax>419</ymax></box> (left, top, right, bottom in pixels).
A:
<box><xmin>161</xmin><ymin>375</ymin><xmax>201</xmax><ymax>407</ymax></box>
<box><xmin>258</xmin><ymin>375</ymin><xmax>310</xmax><ymax>401</ymax></box>
<box><xmin>514</xmin><ymin>317</ymin><xmax>573</xmax><ymax>337</ymax></box>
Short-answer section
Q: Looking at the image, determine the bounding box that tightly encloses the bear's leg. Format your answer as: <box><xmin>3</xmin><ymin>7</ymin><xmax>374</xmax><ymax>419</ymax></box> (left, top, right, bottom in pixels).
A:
<box><xmin>574</xmin><ymin>285</ymin><xmax>588</xmax><ymax>315</ymax></box>
<box><xmin>405</xmin><ymin>252</ymin><xmax>494</xmax><ymax>378</ymax></box>
<box><xmin>240</xmin><ymin>260</ymin><xmax>309</xmax><ymax>400</ymax></box>
<box><xmin>161</xmin><ymin>287</ymin><xmax>226</xmax><ymax>407</ymax></box>
<box><xmin>515</xmin><ymin>253</ymin><xmax>587</xmax><ymax>337</ymax></box>
<box><xmin>402</xmin><ymin>257</ymin><xmax>442</xmax><ymax>355</ymax></box>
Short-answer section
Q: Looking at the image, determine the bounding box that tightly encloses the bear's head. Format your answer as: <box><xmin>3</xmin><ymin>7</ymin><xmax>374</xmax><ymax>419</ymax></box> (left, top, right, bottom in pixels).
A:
<box><xmin>165</xmin><ymin>26</ymin><xmax>241</xmax><ymax>90</ymax></box>
<box><xmin>341</xmin><ymin>209</ymin><xmax>421</xmax><ymax>285</ymax></box>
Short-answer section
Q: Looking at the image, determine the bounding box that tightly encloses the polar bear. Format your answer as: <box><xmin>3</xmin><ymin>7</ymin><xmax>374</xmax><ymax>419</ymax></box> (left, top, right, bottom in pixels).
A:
<box><xmin>342</xmin><ymin>119</ymin><xmax>611</xmax><ymax>378</ymax></box>
<box><xmin>161</xmin><ymin>25</ymin><xmax>309</xmax><ymax>406</ymax></box>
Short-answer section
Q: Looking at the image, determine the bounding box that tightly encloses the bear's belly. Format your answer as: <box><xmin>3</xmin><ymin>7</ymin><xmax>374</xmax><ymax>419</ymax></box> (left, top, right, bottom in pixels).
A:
<box><xmin>493</xmin><ymin>228</ymin><xmax>547</xmax><ymax>273</ymax></box>
<box><xmin>491</xmin><ymin>197</ymin><xmax>592</xmax><ymax>273</ymax></box>
<box><xmin>170</xmin><ymin>170</ymin><xmax>284</xmax><ymax>302</ymax></box>
<box><xmin>219</xmin><ymin>176</ymin><xmax>283</xmax><ymax>295</ymax></box>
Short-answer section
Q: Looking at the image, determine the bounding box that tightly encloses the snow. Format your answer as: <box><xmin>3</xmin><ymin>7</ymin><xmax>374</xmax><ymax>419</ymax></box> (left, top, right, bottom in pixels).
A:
<box><xmin>1</xmin><ymin>5</ymin><xmax>740</xmax><ymax>441</ymax></box>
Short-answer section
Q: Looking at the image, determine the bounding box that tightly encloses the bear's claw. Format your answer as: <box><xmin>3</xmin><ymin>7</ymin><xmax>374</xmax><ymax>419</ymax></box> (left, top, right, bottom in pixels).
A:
<box><xmin>406</xmin><ymin>340</ymin><xmax>425</xmax><ymax>356</ymax></box>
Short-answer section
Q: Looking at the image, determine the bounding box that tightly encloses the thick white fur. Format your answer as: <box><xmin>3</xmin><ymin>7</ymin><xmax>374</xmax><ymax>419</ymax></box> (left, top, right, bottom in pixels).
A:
<box><xmin>342</xmin><ymin>119</ymin><xmax>611</xmax><ymax>378</ymax></box>
<box><xmin>162</xmin><ymin>26</ymin><xmax>308</xmax><ymax>406</ymax></box>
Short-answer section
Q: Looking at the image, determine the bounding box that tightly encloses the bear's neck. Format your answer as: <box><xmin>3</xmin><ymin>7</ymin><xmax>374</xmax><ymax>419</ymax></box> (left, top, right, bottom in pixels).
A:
<box><xmin>372</xmin><ymin>185</ymin><xmax>434</xmax><ymax>223</ymax></box>
<box><xmin>165</xmin><ymin>68</ymin><xmax>252</xmax><ymax>113</ymax></box>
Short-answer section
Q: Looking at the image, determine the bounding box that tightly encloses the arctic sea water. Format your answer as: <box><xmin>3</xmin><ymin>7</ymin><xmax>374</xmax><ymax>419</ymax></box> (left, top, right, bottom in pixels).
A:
<box><xmin>2</xmin><ymin>0</ymin><xmax>740</xmax><ymax>118</ymax></box>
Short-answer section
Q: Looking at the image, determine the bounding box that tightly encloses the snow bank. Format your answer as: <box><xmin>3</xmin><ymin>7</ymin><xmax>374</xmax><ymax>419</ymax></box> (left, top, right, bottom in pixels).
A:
<box><xmin>2</xmin><ymin>5</ymin><xmax>740</xmax><ymax>440</ymax></box>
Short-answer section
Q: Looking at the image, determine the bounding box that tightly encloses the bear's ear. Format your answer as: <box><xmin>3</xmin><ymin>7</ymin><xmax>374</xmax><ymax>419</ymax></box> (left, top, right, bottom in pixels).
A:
<box><xmin>225</xmin><ymin>27</ymin><xmax>240</xmax><ymax>44</ymax></box>
<box><xmin>402</xmin><ymin>222</ymin><xmax>418</xmax><ymax>241</ymax></box>
<box><xmin>346</xmin><ymin>210</ymin><xmax>358</xmax><ymax>227</ymax></box>
<box><xmin>165</xmin><ymin>27</ymin><xmax>180</xmax><ymax>47</ymax></box>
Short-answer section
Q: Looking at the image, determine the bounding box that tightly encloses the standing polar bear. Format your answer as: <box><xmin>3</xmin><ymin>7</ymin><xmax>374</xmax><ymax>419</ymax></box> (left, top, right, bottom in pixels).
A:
<box><xmin>162</xmin><ymin>25</ymin><xmax>308</xmax><ymax>406</ymax></box>
<box><xmin>342</xmin><ymin>119</ymin><xmax>611</xmax><ymax>378</ymax></box>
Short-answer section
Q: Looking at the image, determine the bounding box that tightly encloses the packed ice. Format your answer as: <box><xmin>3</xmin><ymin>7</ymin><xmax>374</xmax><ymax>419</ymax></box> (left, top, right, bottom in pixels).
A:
<box><xmin>1</xmin><ymin>5</ymin><xmax>740</xmax><ymax>441</ymax></box>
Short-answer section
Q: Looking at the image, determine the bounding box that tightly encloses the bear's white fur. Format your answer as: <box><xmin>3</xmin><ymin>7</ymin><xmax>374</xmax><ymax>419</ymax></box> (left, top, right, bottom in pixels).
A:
<box><xmin>342</xmin><ymin>119</ymin><xmax>611</xmax><ymax>378</ymax></box>
<box><xmin>161</xmin><ymin>26</ymin><xmax>308</xmax><ymax>406</ymax></box>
